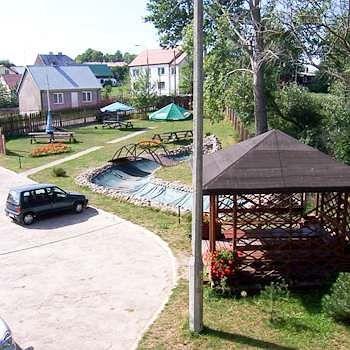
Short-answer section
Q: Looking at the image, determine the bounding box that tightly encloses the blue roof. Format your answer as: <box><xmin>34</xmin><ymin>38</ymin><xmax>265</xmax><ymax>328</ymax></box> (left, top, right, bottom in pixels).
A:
<box><xmin>24</xmin><ymin>65</ymin><xmax>101</xmax><ymax>91</ymax></box>
<box><xmin>38</xmin><ymin>54</ymin><xmax>75</xmax><ymax>66</ymax></box>
<box><xmin>100</xmin><ymin>102</ymin><xmax>134</xmax><ymax>112</ymax></box>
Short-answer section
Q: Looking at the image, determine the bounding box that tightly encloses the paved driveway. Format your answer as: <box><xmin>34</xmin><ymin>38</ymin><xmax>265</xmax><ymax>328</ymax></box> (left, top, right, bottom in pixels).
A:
<box><xmin>0</xmin><ymin>167</ymin><xmax>176</xmax><ymax>350</ymax></box>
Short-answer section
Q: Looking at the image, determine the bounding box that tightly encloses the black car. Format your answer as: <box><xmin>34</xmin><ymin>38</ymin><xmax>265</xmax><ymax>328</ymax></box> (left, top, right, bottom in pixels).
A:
<box><xmin>5</xmin><ymin>184</ymin><xmax>88</xmax><ymax>225</ymax></box>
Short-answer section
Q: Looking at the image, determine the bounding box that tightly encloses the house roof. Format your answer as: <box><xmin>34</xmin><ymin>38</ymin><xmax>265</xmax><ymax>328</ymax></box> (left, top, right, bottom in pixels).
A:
<box><xmin>203</xmin><ymin>129</ymin><xmax>350</xmax><ymax>194</ymax></box>
<box><xmin>19</xmin><ymin>65</ymin><xmax>101</xmax><ymax>92</ymax></box>
<box><xmin>1</xmin><ymin>74</ymin><xmax>21</xmax><ymax>90</ymax></box>
<box><xmin>84</xmin><ymin>64</ymin><xmax>114</xmax><ymax>78</ymax></box>
<box><xmin>129</xmin><ymin>49</ymin><xmax>186</xmax><ymax>67</ymax></box>
<box><xmin>37</xmin><ymin>53</ymin><xmax>75</xmax><ymax>66</ymax></box>
<box><xmin>11</xmin><ymin>66</ymin><xmax>25</xmax><ymax>75</ymax></box>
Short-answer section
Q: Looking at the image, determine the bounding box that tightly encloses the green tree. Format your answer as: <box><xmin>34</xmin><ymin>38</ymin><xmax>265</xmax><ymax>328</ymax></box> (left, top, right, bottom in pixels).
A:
<box><xmin>131</xmin><ymin>71</ymin><xmax>158</xmax><ymax>112</ymax></box>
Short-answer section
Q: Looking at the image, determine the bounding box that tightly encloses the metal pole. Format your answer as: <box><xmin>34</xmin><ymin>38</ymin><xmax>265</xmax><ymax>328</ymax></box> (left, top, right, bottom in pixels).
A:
<box><xmin>189</xmin><ymin>0</ymin><xmax>203</xmax><ymax>333</ymax></box>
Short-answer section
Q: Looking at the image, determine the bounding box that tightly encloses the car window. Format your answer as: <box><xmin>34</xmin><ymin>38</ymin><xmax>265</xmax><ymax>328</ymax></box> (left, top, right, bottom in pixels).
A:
<box><xmin>7</xmin><ymin>190</ymin><xmax>20</xmax><ymax>205</ymax></box>
<box><xmin>33</xmin><ymin>188</ymin><xmax>49</xmax><ymax>203</ymax></box>
<box><xmin>53</xmin><ymin>187</ymin><xmax>67</xmax><ymax>198</ymax></box>
<box><xmin>22</xmin><ymin>191</ymin><xmax>32</xmax><ymax>204</ymax></box>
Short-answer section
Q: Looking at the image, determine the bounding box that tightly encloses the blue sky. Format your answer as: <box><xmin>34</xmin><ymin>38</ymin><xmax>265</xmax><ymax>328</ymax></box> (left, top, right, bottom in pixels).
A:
<box><xmin>0</xmin><ymin>0</ymin><xmax>160</xmax><ymax>65</ymax></box>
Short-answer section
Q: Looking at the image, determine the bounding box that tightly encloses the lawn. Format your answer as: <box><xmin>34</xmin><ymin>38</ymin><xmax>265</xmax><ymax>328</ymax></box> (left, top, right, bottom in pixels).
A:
<box><xmin>139</xmin><ymin>280</ymin><xmax>350</xmax><ymax>350</ymax></box>
<box><xmin>0</xmin><ymin>124</ymin><xmax>136</xmax><ymax>172</ymax></box>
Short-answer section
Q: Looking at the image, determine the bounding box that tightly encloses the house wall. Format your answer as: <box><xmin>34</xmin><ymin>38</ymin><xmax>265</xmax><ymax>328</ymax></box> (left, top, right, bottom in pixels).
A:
<box><xmin>18</xmin><ymin>73</ymin><xmax>42</xmax><ymax>115</ymax></box>
<box><xmin>41</xmin><ymin>90</ymin><xmax>100</xmax><ymax>111</ymax></box>
<box><xmin>130</xmin><ymin>62</ymin><xmax>185</xmax><ymax>96</ymax></box>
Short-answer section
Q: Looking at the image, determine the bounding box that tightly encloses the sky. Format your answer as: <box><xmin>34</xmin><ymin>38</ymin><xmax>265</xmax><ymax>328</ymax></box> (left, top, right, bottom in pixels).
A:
<box><xmin>0</xmin><ymin>0</ymin><xmax>160</xmax><ymax>65</ymax></box>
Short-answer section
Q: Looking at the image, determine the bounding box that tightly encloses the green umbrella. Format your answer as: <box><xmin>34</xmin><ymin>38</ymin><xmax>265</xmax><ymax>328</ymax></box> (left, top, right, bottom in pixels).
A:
<box><xmin>149</xmin><ymin>103</ymin><xmax>192</xmax><ymax>121</ymax></box>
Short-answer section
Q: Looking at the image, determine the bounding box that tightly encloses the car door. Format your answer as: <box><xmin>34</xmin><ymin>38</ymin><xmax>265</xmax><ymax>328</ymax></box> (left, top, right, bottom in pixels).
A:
<box><xmin>51</xmin><ymin>186</ymin><xmax>72</xmax><ymax>211</ymax></box>
<box><xmin>31</xmin><ymin>188</ymin><xmax>53</xmax><ymax>214</ymax></box>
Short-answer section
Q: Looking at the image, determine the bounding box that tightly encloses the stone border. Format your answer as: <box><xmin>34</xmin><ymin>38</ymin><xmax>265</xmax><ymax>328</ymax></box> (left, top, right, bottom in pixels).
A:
<box><xmin>75</xmin><ymin>135</ymin><xmax>222</xmax><ymax>213</ymax></box>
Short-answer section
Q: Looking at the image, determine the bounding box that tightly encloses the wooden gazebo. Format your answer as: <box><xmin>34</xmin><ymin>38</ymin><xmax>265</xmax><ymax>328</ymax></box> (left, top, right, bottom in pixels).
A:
<box><xmin>203</xmin><ymin>130</ymin><xmax>350</xmax><ymax>286</ymax></box>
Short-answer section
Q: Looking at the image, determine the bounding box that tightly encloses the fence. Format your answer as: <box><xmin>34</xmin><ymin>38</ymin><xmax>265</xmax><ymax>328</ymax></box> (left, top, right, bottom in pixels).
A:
<box><xmin>225</xmin><ymin>107</ymin><xmax>252</xmax><ymax>141</ymax></box>
<box><xmin>0</xmin><ymin>109</ymin><xmax>98</xmax><ymax>137</ymax></box>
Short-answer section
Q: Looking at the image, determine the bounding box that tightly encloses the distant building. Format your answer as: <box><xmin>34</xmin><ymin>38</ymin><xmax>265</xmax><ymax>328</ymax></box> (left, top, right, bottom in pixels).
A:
<box><xmin>129</xmin><ymin>48</ymin><xmax>187</xmax><ymax>96</ymax></box>
<box><xmin>0</xmin><ymin>74</ymin><xmax>21</xmax><ymax>92</ymax></box>
<box><xmin>35</xmin><ymin>52</ymin><xmax>76</xmax><ymax>66</ymax></box>
<box><xmin>297</xmin><ymin>64</ymin><xmax>318</xmax><ymax>86</ymax></box>
<box><xmin>17</xmin><ymin>65</ymin><xmax>101</xmax><ymax>114</ymax></box>
<box><xmin>83</xmin><ymin>64</ymin><xmax>117</xmax><ymax>86</ymax></box>
<box><xmin>0</xmin><ymin>65</ymin><xmax>18</xmax><ymax>75</ymax></box>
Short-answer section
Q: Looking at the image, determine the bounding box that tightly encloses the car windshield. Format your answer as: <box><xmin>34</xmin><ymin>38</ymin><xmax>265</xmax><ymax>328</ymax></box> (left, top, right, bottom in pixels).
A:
<box><xmin>7</xmin><ymin>190</ymin><xmax>20</xmax><ymax>205</ymax></box>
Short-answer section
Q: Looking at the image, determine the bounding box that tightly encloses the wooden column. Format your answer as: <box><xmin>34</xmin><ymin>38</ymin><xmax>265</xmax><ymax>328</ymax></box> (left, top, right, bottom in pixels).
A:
<box><xmin>209</xmin><ymin>194</ymin><xmax>217</xmax><ymax>252</ymax></box>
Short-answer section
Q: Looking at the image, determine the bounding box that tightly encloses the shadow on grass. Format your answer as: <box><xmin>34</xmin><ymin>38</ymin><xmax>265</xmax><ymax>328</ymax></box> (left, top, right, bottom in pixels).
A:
<box><xmin>202</xmin><ymin>327</ymin><xmax>296</xmax><ymax>350</ymax></box>
<box><xmin>270</xmin><ymin>317</ymin><xmax>315</xmax><ymax>333</ymax></box>
<box><xmin>6</xmin><ymin>149</ymin><xmax>29</xmax><ymax>156</ymax></box>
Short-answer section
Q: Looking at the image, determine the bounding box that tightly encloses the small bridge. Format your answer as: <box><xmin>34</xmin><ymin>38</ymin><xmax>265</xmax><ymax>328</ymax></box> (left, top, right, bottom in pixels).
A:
<box><xmin>109</xmin><ymin>142</ymin><xmax>179</xmax><ymax>167</ymax></box>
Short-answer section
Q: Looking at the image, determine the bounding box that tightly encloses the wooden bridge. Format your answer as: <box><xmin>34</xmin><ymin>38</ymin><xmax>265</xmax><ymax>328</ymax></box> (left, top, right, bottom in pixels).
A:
<box><xmin>109</xmin><ymin>142</ymin><xmax>179</xmax><ymax>167</ymax></box>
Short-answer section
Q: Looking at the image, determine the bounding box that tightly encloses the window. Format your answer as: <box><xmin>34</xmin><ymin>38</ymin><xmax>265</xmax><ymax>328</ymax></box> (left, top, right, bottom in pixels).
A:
<box><xmin>82</xmin><ymin>91</ymin><xmax>92</xmax><ymax>102</ymax></box>
<box><xmin>132</xmin><ymin>69</ymin><xmax>139</xmax><ymax>78</ymax></box>
<box><xmin>53</xmin><ymin>187</ymin><xmax>67</xmax><ymax>199</ymax></box>
<box><xmin>53</xmin><ymin>92</ymin><xmax>64</xmax><ymax>104</ymax></box>
<box><xmin>171</xmin><ymin>67</ymin><xmax>176</xmax><ymax>75</ymax></box>
<box><xmin>158</xmin><ymin>67</ymin><xmax>165</xmax><ymax>75</ymax></box>
<box><xmin>157</xmin><ymin>81</ymin><xmax>165</xmax><ymax>90</ymax></box>
<box><xmin>7</xmin><ymin>191</ymin><xmax>20</xmax><ymax>205</ymax></box>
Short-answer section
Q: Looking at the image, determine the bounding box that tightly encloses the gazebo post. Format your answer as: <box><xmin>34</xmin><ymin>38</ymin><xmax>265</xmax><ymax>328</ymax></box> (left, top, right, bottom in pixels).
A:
<box><xmin>209</xmin><ymin>194</ymin><xmax>217</xmax><ymax>252</ymax></box>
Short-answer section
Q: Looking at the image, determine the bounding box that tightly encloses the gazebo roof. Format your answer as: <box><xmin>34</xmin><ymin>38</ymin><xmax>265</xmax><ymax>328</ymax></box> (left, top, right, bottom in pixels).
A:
<box><xmin>203</xmin><ymin>129</ymin><xmax>350</xmax><ymax>194</ymax></box>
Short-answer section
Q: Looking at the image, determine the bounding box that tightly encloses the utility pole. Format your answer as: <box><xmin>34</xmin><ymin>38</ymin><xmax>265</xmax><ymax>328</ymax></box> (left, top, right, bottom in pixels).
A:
<box><xmin>189</xmin><ymin>0</ymin><xmax>203</xmax><ymax>333</ymax></box>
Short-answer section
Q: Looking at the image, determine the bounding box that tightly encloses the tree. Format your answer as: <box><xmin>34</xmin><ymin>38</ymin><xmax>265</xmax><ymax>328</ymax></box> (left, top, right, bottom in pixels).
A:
<box><xmin>75</xmin><ymin>48</ymin><xmax>105</xmax><ymax>63</ymax></box>
<box><xmin>131</xmin><ymin>71</ymin><xmax>158</xmax><ymax>111</ymax></box>
<box><xmin>145</xmin><ymin>0</ymin><xmax>193</xmax><ymax>47</ymax></box>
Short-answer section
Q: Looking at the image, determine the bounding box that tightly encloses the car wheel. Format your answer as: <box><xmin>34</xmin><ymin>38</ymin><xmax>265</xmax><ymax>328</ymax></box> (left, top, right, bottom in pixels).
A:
<box><xmin>74</xmin><ymin>202</ymin><xmax>84</xmax><ymax>214</ymax></box>
<box><xmin>22</xmin><ymin>213</ymin><xmax>34</xmax><ymax>225</ymax></box>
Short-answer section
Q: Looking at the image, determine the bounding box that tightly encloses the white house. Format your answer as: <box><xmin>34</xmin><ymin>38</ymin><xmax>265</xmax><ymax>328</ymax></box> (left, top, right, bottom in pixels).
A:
<box><xmin>129</xmin><ymin>48</ymin><xmax>187</xmax><ymax>96</ymax></box>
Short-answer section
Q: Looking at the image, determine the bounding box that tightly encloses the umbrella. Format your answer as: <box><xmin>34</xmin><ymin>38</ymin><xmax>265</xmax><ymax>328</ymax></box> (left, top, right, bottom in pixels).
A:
<box><xmin>45</xmin><ymin>111</ymin><xmax>54</xmax><ymax>133</ymax></box>
<box><xmin>149</xmin><ymin>103</ymin><xmax>192</xmax><ymax>121</ymax></box>
<box><xmin>100</xmin><ymin>102</ymin><xmax>134</xmax><ymax>113</ymax></box>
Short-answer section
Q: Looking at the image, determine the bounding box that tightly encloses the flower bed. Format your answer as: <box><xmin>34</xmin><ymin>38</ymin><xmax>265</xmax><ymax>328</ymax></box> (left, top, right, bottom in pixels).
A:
<box><xmin>31</xmin><ymin>143</ymin><xmax>71</xmax><ymax>157</ymax></box>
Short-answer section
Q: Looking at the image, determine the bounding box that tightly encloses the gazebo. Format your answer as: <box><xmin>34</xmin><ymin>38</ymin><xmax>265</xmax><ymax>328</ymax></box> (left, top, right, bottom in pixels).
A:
<box><xmin>203</xmin><ymin>130</ymin><xmax>350</xmax><ymax>287</ymax></box>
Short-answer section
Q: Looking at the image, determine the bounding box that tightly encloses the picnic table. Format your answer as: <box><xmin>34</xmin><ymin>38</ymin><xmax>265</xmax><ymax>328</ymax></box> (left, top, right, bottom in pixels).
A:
<box><xmin>102</xmin><ymin>120</ymin><xmax>134</xmax><ymax>129</ymax></box>
<box><xmin>28</xmin><ymin>132</ymin><xmax>75</xmax><ymax>144</ymax></box>
<box><xmin>152</xmin><ymin>130</ymin><xmax>193</xmax><ymax>143</ymax></box>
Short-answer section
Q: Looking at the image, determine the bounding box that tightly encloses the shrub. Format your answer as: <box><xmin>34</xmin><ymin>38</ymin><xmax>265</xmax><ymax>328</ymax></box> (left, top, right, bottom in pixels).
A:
<box><xmin>31</xmin><ymin>143</ymin><xmax>71</xmax><ymax>157</ymax></box>
<box><xmin>322</xmin><ymin>273</ymin><xmax>350</xmax><ymax>322</ymax></box>
<box><xmin>52</xmin><ymin>167</ymin><xmax>67</xmax><ymax>177</ymax></box>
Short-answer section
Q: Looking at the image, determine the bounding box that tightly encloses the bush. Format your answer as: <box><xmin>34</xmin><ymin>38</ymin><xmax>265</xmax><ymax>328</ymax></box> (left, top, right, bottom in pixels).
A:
<box><xmin>52</xmin><ymin>167</ymin><xmax>67</xmax><ymax>177</ymax></box>
<box><xmin>31</xmin><ymin>143</ymin><xmax>71</xmax><ymax>157</ymax></box>
<box><xmin>322</xmin><ymin>273</ymin><xmax>350</xmax><ymax>322</ymax></box>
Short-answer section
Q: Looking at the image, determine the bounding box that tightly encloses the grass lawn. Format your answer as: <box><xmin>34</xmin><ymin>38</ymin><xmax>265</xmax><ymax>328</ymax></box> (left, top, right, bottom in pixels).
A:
<box><xmin>7</xmin><ymin>116</ymin><xmax>350</xmax><ymax>349</ymax></box>
<box><xmin>0</xmin><ymin>124</ymin><xmax>135</xmax><ymax>172</ymax></box>
<box><xmin>139</xmin><ymin>280</ymin><xmax>350</xmax><ymax>350</ymax></box>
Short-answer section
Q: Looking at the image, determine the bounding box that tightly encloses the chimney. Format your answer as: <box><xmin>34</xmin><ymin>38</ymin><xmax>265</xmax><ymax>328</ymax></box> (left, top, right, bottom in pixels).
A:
<box><xmin>58</xmin><ymin>52</ymin><xmax>63</xmax><ymax>55</ymax></box>
<box><xmin>49</xmin><ymin>51</ymin><xmax>53</xmax><ymax>55</ymax></box>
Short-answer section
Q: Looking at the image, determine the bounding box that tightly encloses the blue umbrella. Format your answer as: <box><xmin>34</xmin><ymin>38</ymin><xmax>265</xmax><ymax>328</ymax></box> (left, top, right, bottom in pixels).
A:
<box><xmin>45</xmin><ymin>111</ymin><xmax>54</xmax><ymax>134</ymax></box>
<box><xmin>100</xmin><ymin>102</ymin><xmax>134</xmax><ymax>113</ymax></box>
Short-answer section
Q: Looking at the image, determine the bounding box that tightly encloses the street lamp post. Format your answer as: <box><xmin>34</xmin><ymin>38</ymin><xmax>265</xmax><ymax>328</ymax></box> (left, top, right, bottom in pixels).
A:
<box><xmin>189</xmin><ymin>0</ymin><xmax>204</xmax><ymax>333</ymax></box>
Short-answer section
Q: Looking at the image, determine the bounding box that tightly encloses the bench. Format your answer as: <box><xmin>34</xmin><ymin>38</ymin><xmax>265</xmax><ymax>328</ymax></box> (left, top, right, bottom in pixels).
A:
<box><xmin>28</xmin><ymin>132</ymin><xmax>75</xmax><ymax>144</ymax></box>
<box><xmin>102</xmin><ymin>120</ymin><xmax>134</xmax><ymax>129</ymax></box>
<box><xmin>152</xmin><ymin>130</ymin><xmax>193</xmax><ymax>143</ymax></box>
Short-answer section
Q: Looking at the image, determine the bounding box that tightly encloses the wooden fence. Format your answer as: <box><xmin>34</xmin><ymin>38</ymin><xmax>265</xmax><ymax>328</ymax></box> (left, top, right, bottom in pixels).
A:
<box><xmin>225</xmin><ymin>107</ymin><xmax>253</xmax><ymax>141</ymax></box>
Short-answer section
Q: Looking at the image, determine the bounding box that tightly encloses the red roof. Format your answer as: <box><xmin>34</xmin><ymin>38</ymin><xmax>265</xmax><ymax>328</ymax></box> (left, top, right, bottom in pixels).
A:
<box><xmin>1</xmin><ymin>74</ymin><xmax>21</xmax><ymax>90</ymax></box>
<box><xmin>129</xmin><ymin>49</ymin><xmax>186</xmax><ymax>67</ymax></box>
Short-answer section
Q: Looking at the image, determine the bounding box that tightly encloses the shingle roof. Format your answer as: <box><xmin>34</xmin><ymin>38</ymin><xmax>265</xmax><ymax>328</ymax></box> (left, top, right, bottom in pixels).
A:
<box><xmin>203</xmin><ymin>129</ymin><xmax>350</xmax><ymax>194</ymax></box>
<box><xmin>23</xmin><ymin>65</ymin><xmax>101</xmax><ymax>91</ymax></box>
<box><xmin>37</xmin><ymin>53</ymin><xmax>75</xmax><ymax>66</ymax></box>
<box><xmin>84</xmin><ymin>64</ymin><xmax>114</xmax><ymax>78</ymax></box>
<box><xmin>1</xmin><ymin>74</ymin><xmax>21</xmax><ymax>90</ymax></box>
<box><xmin>129</xmin><ymin>49</ymin><xmax>186</xmax><ymax>67</ymax></box>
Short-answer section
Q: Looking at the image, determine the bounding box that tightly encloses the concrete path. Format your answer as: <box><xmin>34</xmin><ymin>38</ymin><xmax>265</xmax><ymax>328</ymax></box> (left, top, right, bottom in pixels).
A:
<box><xmin>0</xmin><ymin>167</ymin><xmax>176</xmax><ymax>350</ymax></box>
<box><xmin>21</xmin><ymin>129</ymin><xmax>149</xmax><ymax>176</ymax></box>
